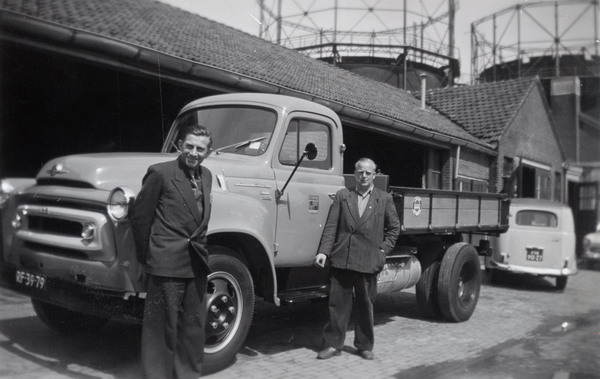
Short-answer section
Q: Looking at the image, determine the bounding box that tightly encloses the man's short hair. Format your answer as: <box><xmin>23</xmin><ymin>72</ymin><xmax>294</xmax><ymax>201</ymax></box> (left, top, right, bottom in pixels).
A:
<box><xmin>178</xmin><ymin>125</ymin><xmax>213</xmax><ymax>149</ymax></box>
<box><xmin>355</xmin><ymin>157</ymin><xmax>377</xmax><ymax>171</ymax></box>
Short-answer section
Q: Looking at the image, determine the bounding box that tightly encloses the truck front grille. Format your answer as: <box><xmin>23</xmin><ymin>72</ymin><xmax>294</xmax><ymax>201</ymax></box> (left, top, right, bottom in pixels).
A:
<box><xmin>12</xmin><ymin>204</ymin><xmax>115</xmax><ymax>262</ymax></box>
<box><xmin>27</xmin><ymin>215</ymin><xmax>82</xmax><ymax>237</ymax></box>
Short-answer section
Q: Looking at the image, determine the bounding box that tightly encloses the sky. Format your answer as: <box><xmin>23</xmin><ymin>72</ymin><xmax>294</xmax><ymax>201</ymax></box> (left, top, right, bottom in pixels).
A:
<box><xmin>157</xmin><ymin>0</ymin><xmax>597</xmax><ymax>82</ymax></box>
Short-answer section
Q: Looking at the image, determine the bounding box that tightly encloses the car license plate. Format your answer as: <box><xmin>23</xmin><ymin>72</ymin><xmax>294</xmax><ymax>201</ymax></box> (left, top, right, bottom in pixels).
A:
<box><xmin>526</xmin><ymin>248</ymin><xmax>543</xmax><ymax>262</ymax></box>
<box><xmin>15</xmin><ymin>270</ymin><xmax>46</xmax><ymax>290</ymax></box>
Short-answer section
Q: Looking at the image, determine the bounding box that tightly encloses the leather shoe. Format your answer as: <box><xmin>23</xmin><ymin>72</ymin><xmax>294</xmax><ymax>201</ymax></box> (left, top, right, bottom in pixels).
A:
<box><xmin>317</xmin><ymin>347</ymin><xmax>341</xmax><ymax>359</ymax></box>
<box><xmin>357</xmin><ymin>349</ymin><xmax>374</xmax><ymax>360</ymax></box>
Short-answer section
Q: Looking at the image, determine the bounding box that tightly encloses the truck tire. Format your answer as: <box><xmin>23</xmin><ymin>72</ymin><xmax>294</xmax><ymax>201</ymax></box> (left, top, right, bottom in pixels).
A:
<box><xmin>415</xmin><ymin>261</ymin><xmax>442</xmax><ymax>319</ymax></box>
<box><xmin>555</xmin><ymin>276</ymin><xmax>568</xmax><ymax>291</ymax></box>
<box><xmin>203</xmin><ymin>249</ymin><xmax>255</xmax><ymax>374</ymax></box>
<box><xmin>31</xmin><ymin>298</ymin><xmax>109</xmax><ymax>334</ymax></box>
<box><xmin>437</xmin><ymin>243</ymin><xmax>481</xmax><ymax>322</ymax></box>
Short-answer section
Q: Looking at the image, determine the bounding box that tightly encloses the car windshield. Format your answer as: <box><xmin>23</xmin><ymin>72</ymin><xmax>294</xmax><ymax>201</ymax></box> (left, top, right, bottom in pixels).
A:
<box><xmin>167</xmin><ymin>105</ymin><xmax>277</xmax><ymax>156</ymax></box>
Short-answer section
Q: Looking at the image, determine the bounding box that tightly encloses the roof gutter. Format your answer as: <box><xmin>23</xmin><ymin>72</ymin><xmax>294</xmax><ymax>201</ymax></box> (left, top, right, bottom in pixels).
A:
<box><xmin>0</xmin><ymin>10</ymin><xmax>496</xmax><ymax>156</ymax></box>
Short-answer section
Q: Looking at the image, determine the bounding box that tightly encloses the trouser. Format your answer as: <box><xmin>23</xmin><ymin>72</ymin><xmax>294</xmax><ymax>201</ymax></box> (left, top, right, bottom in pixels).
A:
<box><xmin>322</xmin><ymin>268</ymin><xmax>378</xmax><ymax>352</ymax></box>
<box><xmin>142</xmin><ymin>274</ymin><xmax>207</xmax><ymax>379</ymax></box>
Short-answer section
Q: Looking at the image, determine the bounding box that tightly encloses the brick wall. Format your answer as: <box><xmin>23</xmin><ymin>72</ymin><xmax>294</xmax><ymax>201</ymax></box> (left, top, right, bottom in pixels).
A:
<box><xmin>441</xmin><ymin>149</ymin><xmax>454</xmax><ymax>190</ymax></box>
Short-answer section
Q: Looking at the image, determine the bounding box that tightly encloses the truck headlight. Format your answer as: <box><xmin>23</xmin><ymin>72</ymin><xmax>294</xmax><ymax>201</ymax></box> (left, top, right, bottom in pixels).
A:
<box><xmin>107</xmin><ymin>187</ymin><xmax>135</xmax><ymax>222</ymax></box>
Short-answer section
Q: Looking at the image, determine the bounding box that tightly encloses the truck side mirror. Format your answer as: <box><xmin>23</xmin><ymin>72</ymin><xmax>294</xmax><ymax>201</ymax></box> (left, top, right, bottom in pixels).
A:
<box><xmin>276</xmin><ymin>143</ymin><xmax>318</xmax><ymax>201</ymax></box>
<box><xmin>305</xmin><ymin>143</ymin><xmax>317</xmax><ymax>160</ymax></box>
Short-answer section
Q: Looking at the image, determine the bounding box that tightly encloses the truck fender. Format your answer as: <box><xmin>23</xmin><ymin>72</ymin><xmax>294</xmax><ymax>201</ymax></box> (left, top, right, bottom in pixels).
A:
<box><xmin>208</xmin><ymin>191</ymin><xmax>279</xmax><ymax>305</ymax></box>
<box><xmin>1</xmin><ymin>178</ymin><xmax>37</xmax><ymax>259</ymax></box>
<box><xmin>0</xmin><ymin>177</ymin><xmax>36</xmax><ymax>208</ymax></box>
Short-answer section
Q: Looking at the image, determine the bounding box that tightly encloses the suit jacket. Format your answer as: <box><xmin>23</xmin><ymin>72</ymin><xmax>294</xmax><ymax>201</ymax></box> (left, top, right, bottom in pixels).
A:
<box><xmin>129</xmin><ymin>158</ymin><xmax>212</xmax><ymax>278</ymax></box>
<box><xmin>317</xmin><ymin>187</ymin><xmax>400</xmax><ymax>274</ymax></box>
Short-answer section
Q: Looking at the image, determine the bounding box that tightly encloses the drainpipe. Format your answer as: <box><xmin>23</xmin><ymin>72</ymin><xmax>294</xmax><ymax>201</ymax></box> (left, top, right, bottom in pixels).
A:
<box><xmin>455</xmin><ymin>145</ymin><xmax>461</xmax><ymax>190</ymax></box>
<box><xmin>420</xmin><ymin>73</ymin><xmax>427</xmax><ymax>109</ymax></box>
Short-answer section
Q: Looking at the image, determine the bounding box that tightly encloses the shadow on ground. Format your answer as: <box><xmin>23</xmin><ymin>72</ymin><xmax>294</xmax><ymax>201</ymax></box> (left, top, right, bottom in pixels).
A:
<box><xmin>484</xmin><ymin>270</ymin><xmax>566</xmax><ymax>292</ymax></box>
<box><xmin>0</xmin><ymin>315</ymin><xmax>141</xmax><ymax>379</ymax></box>
<box><xmin>240</xmin><ymin>289</ymin><xmax>432</xmax><ymax>357</ymax></box>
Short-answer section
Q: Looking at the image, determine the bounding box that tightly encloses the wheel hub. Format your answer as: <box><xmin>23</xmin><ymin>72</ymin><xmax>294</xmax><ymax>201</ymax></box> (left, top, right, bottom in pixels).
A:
<box><xmin>204</xmin><ymin>272</ymin><xmax>242</xmax><ymax>350</ymax></box>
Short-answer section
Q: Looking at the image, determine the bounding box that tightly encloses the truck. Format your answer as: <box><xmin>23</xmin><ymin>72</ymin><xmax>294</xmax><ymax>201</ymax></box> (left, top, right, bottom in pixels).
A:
<box><xmin>0</xmin><ymin>93</ymin><xmax>508</xmax><ymax>373</ymax></box>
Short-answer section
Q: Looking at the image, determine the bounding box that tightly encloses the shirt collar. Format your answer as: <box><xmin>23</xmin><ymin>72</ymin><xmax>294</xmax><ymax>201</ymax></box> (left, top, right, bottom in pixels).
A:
<box><xmin>356</xmin><ymin>184</ymin><xmax>374</xmax><ymax>198</ymax></box>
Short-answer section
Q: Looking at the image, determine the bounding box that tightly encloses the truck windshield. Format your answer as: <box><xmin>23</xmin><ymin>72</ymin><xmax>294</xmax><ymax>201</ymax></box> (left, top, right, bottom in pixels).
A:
<box><xmin>168</xmin><ymin>106</ymin><xmax>277</xmax><ymax>156</ymax></box>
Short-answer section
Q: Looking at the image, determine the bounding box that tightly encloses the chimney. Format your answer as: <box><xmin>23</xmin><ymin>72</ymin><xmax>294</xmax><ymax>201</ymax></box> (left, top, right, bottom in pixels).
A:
<box><xmin>550</xmin><ymin>77</ymin><xmax>580</xmax><ymax>162</ymax></box>
<box><xmin>420</xmin><ymin>74</ymin><xmax>427</xmax><ymax>109</ymax></box>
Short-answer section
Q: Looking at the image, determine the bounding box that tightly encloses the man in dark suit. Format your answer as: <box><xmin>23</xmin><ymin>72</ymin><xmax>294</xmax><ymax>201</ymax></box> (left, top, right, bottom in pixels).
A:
<box><xmin>314</xmin><ymin>157</ymin><xmax>400</xmax><ymax>360</ymax></box>
<box><xmin>130</xmin><ymin>125</ymin><xmax>213</xmax><ymax>379</ymax></box>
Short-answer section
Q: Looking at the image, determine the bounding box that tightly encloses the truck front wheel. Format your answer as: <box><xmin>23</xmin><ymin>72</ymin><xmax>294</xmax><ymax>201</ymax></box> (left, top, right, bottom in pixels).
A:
<box><xmin>31</xmin><ymin>298</ymin><xmax>109</xmax><ymax>333</ymax></box>
<box><xmin>437</xmin><ymin>243</ymin><xmax>481</xmax><ymax>322</ymax></box>
<box><xmin>203</xmin><ymin>250</ymin><xmax>255</xmax><ymax>374</ymax></box>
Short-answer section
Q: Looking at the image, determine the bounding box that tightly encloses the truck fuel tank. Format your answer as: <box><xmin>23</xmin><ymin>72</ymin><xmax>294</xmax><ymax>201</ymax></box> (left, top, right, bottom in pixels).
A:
<box><xmin>377</xmin><ymin>254</ymin><xmax>421</xmax><ymax>294</ymax></box>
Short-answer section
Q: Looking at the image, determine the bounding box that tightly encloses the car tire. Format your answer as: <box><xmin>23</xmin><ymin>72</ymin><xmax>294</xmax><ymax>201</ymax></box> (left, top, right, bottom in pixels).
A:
<box><xmin>415</xmin><ymin>261</ymin><xmax>442</xmax><ymax>319</ymax></box>
<box><xmin>437</xmin><ymin>243</ymin><xmax>481</xmax><ymax>322</ymax></box>
<box><xmin>32</xmin><ymin>298</ymin><xmax>109</xmax><ymax>334</ymax></box>
<box><xmin>203</xmin><ymin>248</ymin><xmax>255</xmax><ymax>374</ymax></box>
<box><xmin>555</xmin><ymin>276</ymin><xmax>568</xmax><ymax>291</ymax></box>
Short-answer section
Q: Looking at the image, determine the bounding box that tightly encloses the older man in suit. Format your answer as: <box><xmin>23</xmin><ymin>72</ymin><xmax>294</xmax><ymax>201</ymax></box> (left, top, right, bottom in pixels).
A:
<box><xmin>314</xmin><ymin>157</ymin><xmax>400</xmax><ymax>361</ymax></box>
<box><xmin>130</xmin><ymin>124</ymin><xmax>213</xmax><ymax>379</ymax></box>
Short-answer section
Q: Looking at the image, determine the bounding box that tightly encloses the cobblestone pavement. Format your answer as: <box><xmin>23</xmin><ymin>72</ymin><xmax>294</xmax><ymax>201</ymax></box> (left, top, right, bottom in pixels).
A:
<box><xmin>0</xmin><ymin>269</ymin><xmax>599</xmax><ymax>378</ymax></box>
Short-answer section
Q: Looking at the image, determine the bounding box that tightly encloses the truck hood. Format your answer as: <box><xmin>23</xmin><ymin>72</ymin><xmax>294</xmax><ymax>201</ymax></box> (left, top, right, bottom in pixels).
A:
<box><xmin>38</xmin><ymin>153</ymin><xmax>175</xmax><ymax>191</ymax></box>
<box><xmin>37</xmin><ymin>152</ymin><xmax>274</xmax><ymax>191</ymax></box>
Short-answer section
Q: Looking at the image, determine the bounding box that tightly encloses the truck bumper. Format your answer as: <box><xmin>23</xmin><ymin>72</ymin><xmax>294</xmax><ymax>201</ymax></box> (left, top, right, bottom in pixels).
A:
<box><xmin>0</xmin><ymin>262</ymin><xmax>144</xmax><ymax>320</ymax></box>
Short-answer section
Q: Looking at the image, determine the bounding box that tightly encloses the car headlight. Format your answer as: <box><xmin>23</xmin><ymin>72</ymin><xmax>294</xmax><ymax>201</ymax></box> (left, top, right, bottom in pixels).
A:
<box><xmin>582</xmin><ymin>237</ymin><xmax>591</xmax><ymax>250</ymax></box>
<box><xmin>107</xmin><ymin>187</ymin><xmax>136</xmax><ymax>222</ymax></box>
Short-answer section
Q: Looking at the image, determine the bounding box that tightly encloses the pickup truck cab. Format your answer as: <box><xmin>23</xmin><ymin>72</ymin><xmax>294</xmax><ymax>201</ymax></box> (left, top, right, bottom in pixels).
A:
<box><xmin>0</xmin><ymin>93</ymin><xmax>508</xmax><ymax>373</ymax></box>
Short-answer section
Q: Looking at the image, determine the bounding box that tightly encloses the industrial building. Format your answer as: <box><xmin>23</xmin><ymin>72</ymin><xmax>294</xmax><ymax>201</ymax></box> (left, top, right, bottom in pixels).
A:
<box><xmin>469</xmin><ymin>0</ymin><xmax>600</xmax><ymax>250</ymax></box>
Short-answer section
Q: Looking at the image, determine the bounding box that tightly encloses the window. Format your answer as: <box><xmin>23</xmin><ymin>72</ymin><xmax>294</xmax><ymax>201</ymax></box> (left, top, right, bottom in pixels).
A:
<box><xmin>579</xmin><ymin>183</ymin><xmax>597</xmax><ymax>211</ymax></box>
<box><xmin>516</xmin><ymin>210</ymin><xmax>558</xmax><ymax>228</ymax></box>
<box><xmin>170</xmin><ymin>106</ymin><xmax>277</xmax><ymax>156</ymax></box>
<box><xmin>456</xmin><ymin>177</ymin><xmax>489</xmax><ymax>193</ymax></box>
<box><xmin>279</xmin><ymin>119</ymin><xmax>331</xmax><ymax>170</ymax></box>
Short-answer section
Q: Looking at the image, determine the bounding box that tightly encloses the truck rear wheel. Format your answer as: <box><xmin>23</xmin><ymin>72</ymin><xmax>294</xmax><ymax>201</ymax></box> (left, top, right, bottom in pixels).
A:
<box><xmin>32</xmin><ymin>298</ymin><xmax>109</xmax><ymax>333</ymax></box>
<box><xmin>437</xmin><ymin>243</ymin><xmax>481</xmax><ymax>322</ymax></box>
<box><xmin>203</xmin><ymin>249</ymin><xmax>255</xmax><ymax>374</ymax></box>
<box><xmin>415</xmin><ymin>261</ymin><xmax>442</xmax><ymax>319</ymax></box>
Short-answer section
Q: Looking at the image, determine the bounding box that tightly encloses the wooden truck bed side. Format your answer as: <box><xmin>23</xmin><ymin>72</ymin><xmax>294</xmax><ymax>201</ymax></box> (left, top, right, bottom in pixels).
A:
<box><xmin>389</xmin><ymin>186</ymin><xmax>510</xmax><ymax>235</ymax></box>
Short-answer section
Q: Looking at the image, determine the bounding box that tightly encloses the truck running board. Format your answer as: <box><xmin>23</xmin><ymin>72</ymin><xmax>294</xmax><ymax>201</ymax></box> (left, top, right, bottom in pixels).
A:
<box><xmin>278</xmin><ymin>287</ymin><xmax>329</xmax><ymax>305</ymax></box>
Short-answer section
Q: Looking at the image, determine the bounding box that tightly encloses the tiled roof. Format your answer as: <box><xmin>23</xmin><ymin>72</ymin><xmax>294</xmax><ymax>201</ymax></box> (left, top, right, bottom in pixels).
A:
<box><xmin>422</xmin><ymin>77</ymin><xmax>537</xmax><ymax>146</ymax></box>
<box><xmin>0</xmin><ymin>0</ymin><xmax>491</xmax><ymax>150</ymax></box>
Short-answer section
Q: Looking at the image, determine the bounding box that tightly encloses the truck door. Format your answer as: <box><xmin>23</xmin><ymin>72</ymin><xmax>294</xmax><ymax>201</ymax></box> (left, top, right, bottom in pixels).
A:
<box><xmin>272</xmin><ymin>114</ymin><xmax>344</xmax><ymax>266</ymax></box>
